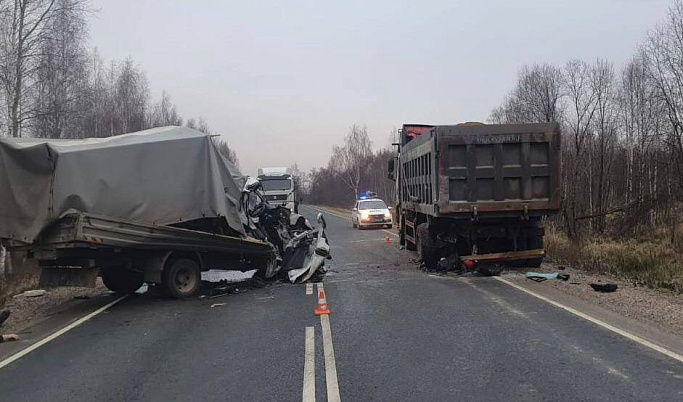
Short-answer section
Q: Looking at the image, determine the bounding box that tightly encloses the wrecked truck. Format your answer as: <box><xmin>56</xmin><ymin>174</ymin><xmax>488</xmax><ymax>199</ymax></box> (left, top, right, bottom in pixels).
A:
<box><xmin>0</xmin><ymin>126</ymin><xmax>329</xmax><ymax>298</ymax></box>
<box><xmin>388</xmin><ymin>123</ymin><xmax>560</xmax><ymax>272</ymax></box>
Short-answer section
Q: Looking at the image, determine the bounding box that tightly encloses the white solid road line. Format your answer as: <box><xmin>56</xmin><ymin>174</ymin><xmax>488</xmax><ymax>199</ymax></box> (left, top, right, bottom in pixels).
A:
<box><xmin>306</xmin><ymin>283</ymin><xmax>313</xmax><ymax>295</ymax></box>
<box><xmin>495</xmin><ymin>277</ymin><xmax>683</xmax><ymax>364</ymax></box>
<box><xmin>321</xmin><ymin>314</ymin><xmax>341</xmax><ymax>402</ymax></box>
<box><xmin>0</xmin><ymin>294</ymin><xmax>129</xmax><ymax>370</ymax></box>
<box><xmin>303</xmin><ymin>327</ymin><xmax>316</xmax><ymax>402</ymax></box>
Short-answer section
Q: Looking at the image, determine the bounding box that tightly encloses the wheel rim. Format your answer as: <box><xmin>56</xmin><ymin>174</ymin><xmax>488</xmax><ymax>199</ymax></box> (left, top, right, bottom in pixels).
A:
<box><xmin>174</xmin><ymin>266</ymin><xmax>197</xmax><ymax>293</ymax></box>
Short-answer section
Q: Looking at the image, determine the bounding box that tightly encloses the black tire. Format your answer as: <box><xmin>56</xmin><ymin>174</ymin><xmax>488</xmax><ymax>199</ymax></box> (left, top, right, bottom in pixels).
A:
<box><xmin>525</xmin><ymin>235</ymin><xmax>544</xmax><ymax>268</ymax></box>
<box><xmin>101</xmin><ymin>266</ymin><xmax>144</xmax><ymax>295</ymax></box>
<box><xmin>417</xmin><ymin>223</ymin><xmax>438</xmax><ymax>268</ymax></box>
<box><xmin>162</xmin><ymin>258</ymin><xmax>201</xmax><ymax>299</ymax></box>
<box><xmin>386</xmin><ymin>224</ymin><xmax>392</xmax><ymax>229</ymax></box>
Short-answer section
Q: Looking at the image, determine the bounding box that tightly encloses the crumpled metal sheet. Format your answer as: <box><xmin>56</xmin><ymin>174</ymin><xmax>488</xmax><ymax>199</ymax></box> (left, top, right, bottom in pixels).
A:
<box><xmin>287</xmin><ymin>231</ymin><xmax>330</xmax><ymax>283</ymax></box>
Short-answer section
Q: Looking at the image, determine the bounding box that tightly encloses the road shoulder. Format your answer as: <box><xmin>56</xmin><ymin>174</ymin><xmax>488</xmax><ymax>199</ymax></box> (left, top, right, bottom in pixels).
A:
<box><xmin>499</xmin><ymin>271</ymin><xmax>683</xmax><ymax>361</ymax></box>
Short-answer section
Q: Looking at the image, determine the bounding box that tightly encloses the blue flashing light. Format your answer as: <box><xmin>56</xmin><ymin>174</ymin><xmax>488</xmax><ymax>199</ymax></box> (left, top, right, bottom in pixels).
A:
<box><xmin>359</xmin><ymin>195</ymin><xmax>368</xmax><ymax>200</ymax></box>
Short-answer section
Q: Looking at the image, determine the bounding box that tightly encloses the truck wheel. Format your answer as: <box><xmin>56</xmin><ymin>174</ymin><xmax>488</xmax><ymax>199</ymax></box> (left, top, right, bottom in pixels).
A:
<box><xmin>417</xmin><ymin>223</ymin><xmax>438</xmax><ymax>268</ymax></box>
<box><xmin>525</xmin><ymin>235</ymin><xmax>544</xmax><ymax>268</ymax></box>
<box><xmin>162</xmin><ymin>258</ymin><xmax>201</xmax><ymax>299</ymax></box>
<box><xmin>101</xmin><ymin>266</ymin><xmax>144</xmax><ymax>295</ymax></box>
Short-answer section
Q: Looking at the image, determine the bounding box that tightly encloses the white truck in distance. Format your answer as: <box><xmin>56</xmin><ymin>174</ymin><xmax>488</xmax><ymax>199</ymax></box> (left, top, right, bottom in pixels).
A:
<box><xmin>258</xmin><ymin>167</ymin><xmax>298</xmax><ymax>213</ymax></box>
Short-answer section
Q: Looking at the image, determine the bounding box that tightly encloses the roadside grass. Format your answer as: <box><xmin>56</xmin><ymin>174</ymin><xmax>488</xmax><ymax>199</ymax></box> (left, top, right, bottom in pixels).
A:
<box><xmin>545</xmin><ymin>225</ymin><xmax>683</xmax><ymax>293</ymax></box>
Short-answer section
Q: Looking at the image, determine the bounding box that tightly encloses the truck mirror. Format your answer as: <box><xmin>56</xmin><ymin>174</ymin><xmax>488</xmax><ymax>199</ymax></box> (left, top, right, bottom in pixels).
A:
<box><xmin>387</xmin><ymin>158</ymin><xmax>396</xmax><ymax>181</ymax></box>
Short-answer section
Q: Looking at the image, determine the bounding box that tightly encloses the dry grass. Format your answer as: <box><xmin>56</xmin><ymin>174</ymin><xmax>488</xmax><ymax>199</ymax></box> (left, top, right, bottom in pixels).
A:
<box><xmin>545</xmin><ymin>225</ymin><xmax>683</xmax><ymax>293</ymax></box>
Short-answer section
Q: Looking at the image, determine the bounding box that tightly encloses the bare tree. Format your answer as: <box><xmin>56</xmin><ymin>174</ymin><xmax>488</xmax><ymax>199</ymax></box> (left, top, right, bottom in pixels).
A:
<box><xmin>213</xmin><ymin>137</ymin><xmax>239</xmax><ymax>167</ymax></box>
<box><xmin>0</xmin><ymin>0</ymin><xmax>86</xmax><ymax>137</ymax></box>
<box><xmin>330</xmin><ymin>124</ymin><xmax>372</xmax><ymax>200</ymax></box>
<box><xmin>32</xmin><ymin>0</ymin><xmax>89</xmax><ymax>139</ymax></box>
<box><xmin>641</xmin><ymin>0</ymin><xmax>683</xmax><ymax>192</ymax></box>
<box><xmin>562</xmin><ymin>59</ymin><xmax>599</xmax><ymax>238</ymax></box>
<box><xmin>149</xmin><ymin>90</ymin><xmax>181</xmax><ymax>128</ymax></box>
<box><xmin>489</xmin><ymin>63</ymin><xmax>564</xmax><ymax>124</ymax></box>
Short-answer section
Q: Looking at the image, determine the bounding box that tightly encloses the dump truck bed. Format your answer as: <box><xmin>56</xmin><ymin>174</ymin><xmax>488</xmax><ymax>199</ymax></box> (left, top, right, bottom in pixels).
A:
<box><xmin>400</xmin><ymin>123</ymin><xmax>560</xmax><ymax>218</ymax></box>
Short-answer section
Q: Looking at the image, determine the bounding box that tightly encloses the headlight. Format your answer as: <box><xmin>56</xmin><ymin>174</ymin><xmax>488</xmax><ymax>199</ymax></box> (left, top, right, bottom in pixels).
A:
<box><xmin>384</xmin><ymin>211</ymin><xmax>392</xmax><ymax>219</ymax></box>
<box><xmin>360</xmin><ymin>211</ymin><xmax>369</xmax><ymax>218</ymax></box>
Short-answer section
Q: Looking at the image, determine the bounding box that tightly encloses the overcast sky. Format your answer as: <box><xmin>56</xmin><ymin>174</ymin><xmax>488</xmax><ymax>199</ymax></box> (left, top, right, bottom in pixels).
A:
<box><xmin>89</xmin><ymin>0</ymin><xmax>671</xmax><ymax>176</ymax></box>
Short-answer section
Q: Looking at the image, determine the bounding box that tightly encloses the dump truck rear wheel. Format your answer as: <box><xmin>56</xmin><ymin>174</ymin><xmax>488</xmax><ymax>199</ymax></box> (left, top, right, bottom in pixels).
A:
<box><xmin>101</xmin><ymin>266</ymin><xmax>144</xmax><ymax>295</ymax></box>
<box><xmin>162</xmin><ymin>258</ymin><xmax>201</xmax><ymax>299</ymax></box>
<box><xmin>525</xmin><ymin>235</ymin><xmax>544</xmax><ymax>268</ymax></box>
<box><xmin>417</xmin><ymin>223</ymin><xmax>438</xmax><ymax>268</ymax></box>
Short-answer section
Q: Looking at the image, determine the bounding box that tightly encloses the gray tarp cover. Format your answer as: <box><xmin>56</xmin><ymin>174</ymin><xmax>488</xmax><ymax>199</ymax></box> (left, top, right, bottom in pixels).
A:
<box><xmin>0</xmin><ymin>126</ymin><xmax>246</xmax><ymax>243</ymax></box>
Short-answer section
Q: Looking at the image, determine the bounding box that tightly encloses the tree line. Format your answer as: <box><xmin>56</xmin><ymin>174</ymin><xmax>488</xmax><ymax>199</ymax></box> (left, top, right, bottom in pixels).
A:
<box><xmin>300</xmin><ymin>124</ymin><xmax>395</xmax><ymax>208</ymax></box>
<box><xmin>0</xmin><ymin>0</ymin><xmax>237</xmax><ymax>164</ymax></box>
<box><xmin>489</xmin><ymin>0</ymin><xmax>683</xmax><ymax>241</ymax></box>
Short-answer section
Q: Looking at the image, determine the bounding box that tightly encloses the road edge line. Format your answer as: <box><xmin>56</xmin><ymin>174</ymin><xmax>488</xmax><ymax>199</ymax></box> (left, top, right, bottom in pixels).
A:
<box><xmin>303</xmin><ymin>326</ymin><xmax>315</xmax><ymax>402</ymax></box>
<box><xmin>495</xmin><ymin>276</ymin><xmax>683</xmax><ymax>364</ymax></box>
<box><xmin>0</xmin><ymin>294</ymin><xmax>129</xmax><ymax>370</ymax></box>
<box><xmin>320</xmin><ymin>314</ymin><xmax>341</xmax><ymax>402</ymax></box>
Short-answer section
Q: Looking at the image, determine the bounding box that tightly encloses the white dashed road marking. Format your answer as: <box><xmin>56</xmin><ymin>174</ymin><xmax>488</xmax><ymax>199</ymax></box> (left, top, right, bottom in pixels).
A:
<box><xmin>303</xmin><ymin>326</ymin><xmax>316</xmax><ymax>402</ymax></box>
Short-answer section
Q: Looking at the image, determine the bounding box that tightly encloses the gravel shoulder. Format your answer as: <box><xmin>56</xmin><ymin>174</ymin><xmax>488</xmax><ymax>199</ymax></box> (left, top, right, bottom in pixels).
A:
<box><xmin>511</xmin><ymin>262</ymin><xmax>683</xmax><ymax>337</ymax></box>
<box><xmin>1</xmin><ymin>280</ymin><xmax>106</xmax><ymax>334</ymax></box>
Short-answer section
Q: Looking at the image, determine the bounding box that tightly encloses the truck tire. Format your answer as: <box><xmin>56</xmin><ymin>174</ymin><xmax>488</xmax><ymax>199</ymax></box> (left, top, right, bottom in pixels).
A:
<box><xmin>417</xmin><ymin>223</ymin><xmax>438</xmax><ymax>268</ymax></box>
<box><xmin>525</xmin><ymin>235</ymin><xmax>544</xmax><ymax>268</ymax></box>
<box><xmin>162</xmin><ymin>258</ymin><xmax>201</xmax><ymax>299</ymax></box>
<box><xmin>101</xmin><ymin>266</ymin><xmax>144</xmax><ymax>295</ymax></box>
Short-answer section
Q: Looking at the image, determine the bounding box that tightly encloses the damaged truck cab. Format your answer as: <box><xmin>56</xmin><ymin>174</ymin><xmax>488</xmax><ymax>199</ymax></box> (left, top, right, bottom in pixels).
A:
<box><xmin>389</xmin><ymin>123</ymin><xmax>561</xmax><ymax>271</ymax></box>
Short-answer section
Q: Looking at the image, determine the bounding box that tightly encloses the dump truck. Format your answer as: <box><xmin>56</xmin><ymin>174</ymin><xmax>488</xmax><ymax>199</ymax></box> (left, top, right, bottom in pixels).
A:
<box><xmin>0</xmin><ymin>127</ymin><xmax>279</xmax><ymax>298</ymax></box>
<box><xmin>388</xmin><ymin>123</ymin><xmax>561</xmax><ymax>270</ymax></box>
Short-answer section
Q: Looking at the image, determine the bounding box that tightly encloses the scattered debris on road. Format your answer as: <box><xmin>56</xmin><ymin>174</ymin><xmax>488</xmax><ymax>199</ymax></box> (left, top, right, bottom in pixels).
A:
<box><xmin>13</xmin><ymin>290</ymin><xmax>46</xmax><ymax>298</ymax></box>
<box><xmin>0</xmin><ymin>334</ymin><xmax>19</xmax><ymax>343</ymax></box>
<box><xmin>525</xmin><ymin>272</ymin><xmax>570</xmax><ymax>282</ymax></box>
<box><xmin>590</xmin><ymin>283</ymin><xmax>618</xmax><ymax>293</ymax></box>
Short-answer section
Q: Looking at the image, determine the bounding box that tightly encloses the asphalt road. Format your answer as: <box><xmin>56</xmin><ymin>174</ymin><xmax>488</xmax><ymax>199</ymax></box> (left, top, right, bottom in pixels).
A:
<box><xmin>1</xmin><ymin>205</ymin><xmax>683</xmax><ymax>401</ymax></box>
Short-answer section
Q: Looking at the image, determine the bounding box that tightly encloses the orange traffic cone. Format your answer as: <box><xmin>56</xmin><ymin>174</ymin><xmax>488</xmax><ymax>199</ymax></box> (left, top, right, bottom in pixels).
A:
<box><xmin>385</xmin><ymin>234</ymin><xmax>391</xmax><ymax>244</ymax></box>
<box><xmin>314</xmin><ymin>289</ymin><xmax>331</xmax><ymax>315</ymax></box>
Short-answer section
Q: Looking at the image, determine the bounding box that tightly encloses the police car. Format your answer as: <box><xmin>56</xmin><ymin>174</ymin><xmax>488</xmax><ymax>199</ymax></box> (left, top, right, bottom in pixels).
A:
<box><xmin>351</xmin><ymin>193</ymin><xmax>393</xmax><ymax>229</ymax></box>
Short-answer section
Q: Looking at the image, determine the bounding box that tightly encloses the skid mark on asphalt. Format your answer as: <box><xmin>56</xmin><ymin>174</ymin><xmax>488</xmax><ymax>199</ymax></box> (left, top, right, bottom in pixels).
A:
<box><xmin>460</xmin><ymin>278</ymin><xmax>528</xmax><ymax>318</ymax></box>
<box><xmin>570</xmin><ymin>344</ymin><xmax>630</xmax><ymax>380</ymax></box>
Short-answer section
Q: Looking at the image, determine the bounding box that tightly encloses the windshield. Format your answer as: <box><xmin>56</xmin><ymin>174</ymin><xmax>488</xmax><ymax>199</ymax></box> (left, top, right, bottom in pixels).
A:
<box><xmin>260</xmin><ymin>179</ymin><xmax>292</xmax><ymax>191</ymax></box>
<box><xmin>359</xmin><ymin>200</ymin><xmax>387</xmax><ymax>210</ymax></box>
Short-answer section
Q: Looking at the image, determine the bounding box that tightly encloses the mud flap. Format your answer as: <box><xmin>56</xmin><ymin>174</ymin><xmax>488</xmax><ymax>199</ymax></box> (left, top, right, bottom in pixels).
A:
<box><xmin>39</xmin><ymin>266</ymin><xmax>99</xmax><ymax>287</ymax></box>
